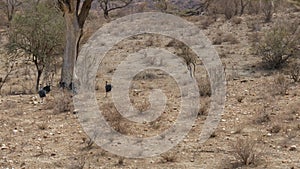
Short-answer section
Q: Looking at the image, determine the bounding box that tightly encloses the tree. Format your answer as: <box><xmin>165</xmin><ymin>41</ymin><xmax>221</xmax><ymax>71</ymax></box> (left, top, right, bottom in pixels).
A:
<box><xmin>7</xmin><ymin>2</ymin><xmax>64</xmax><ymax>91</ymax></box>
<box><xmin>98</xmin><ymin>0</ymin><xmax>133</xmax><ymax>19</ymax></box>
<box><xmin>57</xmin><ymin>0</ymin><xmax>93</xmax><ymax>89</ymax></box>
<box><xmin>0</xmin><ymin>51</ymin><xmax>18</xmax><ymax>94</ymax></box>
<box><xmin>57</xmin><ymin>0</ymin><xmax>133</xmax><ymax>89</ymax></box>
<box><xmin>0</xmin><ymin>0</ymin><xmax>22</xmax><ymax>26</ymax></box>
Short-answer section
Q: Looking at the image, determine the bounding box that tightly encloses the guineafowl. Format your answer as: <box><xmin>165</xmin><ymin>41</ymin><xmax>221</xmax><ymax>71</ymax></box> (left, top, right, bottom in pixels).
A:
<box><xmin>105</xmin><ymin>81</ymin><xmax>112</xmax><ymax>97</ymax></box>
<box><xmin>38</xmin><ymin>85</ymin><xmax>47</xmax><ymax>103</ymax></box>
<box><xmin>43</xmin><ymin>84</ymin><xmax>51</xmax><ymax>93</ymax></box>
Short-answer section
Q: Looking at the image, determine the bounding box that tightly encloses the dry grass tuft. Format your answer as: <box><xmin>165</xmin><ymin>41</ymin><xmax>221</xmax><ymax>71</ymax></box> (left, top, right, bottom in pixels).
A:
<box><xmin>272</xmin><ymin>74</ymin><xmax>289</xmax><ymax>96</ymax></box>
<box><xmin>161</xmin><ymin>152</ymin><xmax>178</xmax><ymax>163</ymax></box>
<box><xmin>53</xmin><ymin>91</ymin><xmax>74</xmax><ymax>114</ymax></box>
<box><xmin>231</xmin><ymin>137</ymin><xmax>262</xmax><ymax>166</ymax></box>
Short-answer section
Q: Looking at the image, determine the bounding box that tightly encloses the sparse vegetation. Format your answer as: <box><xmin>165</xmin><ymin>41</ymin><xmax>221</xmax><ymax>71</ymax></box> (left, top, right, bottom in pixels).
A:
<box><xmin>0</xmin><ymin>0</ymin><xmax>299</xmax><ymax>168</ymax></box>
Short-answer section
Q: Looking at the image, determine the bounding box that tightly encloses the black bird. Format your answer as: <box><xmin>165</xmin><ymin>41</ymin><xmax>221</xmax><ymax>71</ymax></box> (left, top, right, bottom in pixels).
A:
<box><xmin>43</xmin><ymin>84</ymin><xmax>51</xmax><ymax>93</ymax></box>
<box><xmin>38</xmin><ymin>86</ymin><xmax>47</xmax><ymax>103</ymax></box>
<box><xmin>38</xmin><ymin>84</ymin><xmax>51</xmax><ymax>103</ymax></box>
<box><xmin>105</xmin><ymin>81</ymin><xmax>112</xmax><ymax>97</ymax></box>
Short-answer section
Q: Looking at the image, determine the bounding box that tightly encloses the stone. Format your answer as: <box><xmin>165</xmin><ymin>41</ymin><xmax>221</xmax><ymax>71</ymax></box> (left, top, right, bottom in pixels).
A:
<box><xmin>289</xmin><ymin>145</ymin><xmax>296</xmax><ymax>151</ymax></box>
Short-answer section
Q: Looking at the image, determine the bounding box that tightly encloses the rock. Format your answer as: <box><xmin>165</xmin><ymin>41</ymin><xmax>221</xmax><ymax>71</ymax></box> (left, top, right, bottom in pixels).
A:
<box><xmin>289</xmin><ymin>145</ymin><xmax>297</xmax><ymax>151</ymax></box>
<box><xmin>266</xmin><ymin>133</ymin><xmax>272</xmax><ymax>137</ymax></box>
<box><xmin>1</xmin><ymin>144</ymin><xmax>9</xmax><ymax>150</ymax></box>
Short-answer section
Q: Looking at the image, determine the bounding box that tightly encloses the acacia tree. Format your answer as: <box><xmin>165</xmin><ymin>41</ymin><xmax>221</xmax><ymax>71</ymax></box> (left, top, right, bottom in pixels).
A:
<box><xmin>7</xmin><ymin>2</ymin><xmax>64</xmax><ymax>91</ymax></box>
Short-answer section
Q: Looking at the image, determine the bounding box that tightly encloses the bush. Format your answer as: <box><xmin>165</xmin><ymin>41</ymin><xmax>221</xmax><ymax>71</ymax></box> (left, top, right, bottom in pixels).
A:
<box><xmin>231</xmin><ymin>137</ymin><xmax>261</xmax><ymax>166</ymax></box>
<box><xmin>254</xmin><ymin>22</ymin><xmax>300</xmax><ymax>69</ymax></box>
<box><xmin>273</xmin><ymin>74</ymin><xmax>289</xmax><ymax>95</ymax></box>
<box><xmin>288</xmin><ymin>62</ymin><xmax>300</xmax><ymax>82</ymax></box>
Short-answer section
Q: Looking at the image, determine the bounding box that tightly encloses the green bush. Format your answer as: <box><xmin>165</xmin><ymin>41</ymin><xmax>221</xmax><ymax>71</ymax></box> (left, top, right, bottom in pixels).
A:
<box><xmin>254</xmin><ymin>22</ymin><xmax>300</xmax><ymax>69</ymax></box>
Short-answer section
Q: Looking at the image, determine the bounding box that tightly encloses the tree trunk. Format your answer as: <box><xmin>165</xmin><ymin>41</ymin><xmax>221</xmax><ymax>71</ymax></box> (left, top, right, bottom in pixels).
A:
<box><xmin>60</xmin><ymin>12</ymin><xmax>82</xmax><ymax>88</ymax></box>
<box><xmin>36</xmin><ymin>69</ymin><xmax>42</xmax><ymax>91</ymax></box>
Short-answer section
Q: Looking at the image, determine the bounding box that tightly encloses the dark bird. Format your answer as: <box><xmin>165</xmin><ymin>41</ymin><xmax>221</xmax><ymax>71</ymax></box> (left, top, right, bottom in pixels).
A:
<box><xmin>105</xmin><ymin>81</ymin><xmax>112</xmax><ymax>97</ymax></box>
<box><xmin>43</xmin><ymin>84</ymin><xmax>51</xmax><ymax>93</ymax></box>
<box><xmin>38</xmin><ymin>84</ymin><xmax>51</xmax><ymax>103</ymax></box>
<box><xmin>38</xmin><ymin>88</ymin><xmax>46</xmax><ymax>104</ymax></box>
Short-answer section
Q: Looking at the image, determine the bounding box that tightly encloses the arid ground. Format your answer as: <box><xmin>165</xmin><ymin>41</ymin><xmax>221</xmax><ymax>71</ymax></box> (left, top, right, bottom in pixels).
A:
<box><xmin>0</xmin><ymin>1</ymin><xmax>299</xmax><ymax>168</ymax></box>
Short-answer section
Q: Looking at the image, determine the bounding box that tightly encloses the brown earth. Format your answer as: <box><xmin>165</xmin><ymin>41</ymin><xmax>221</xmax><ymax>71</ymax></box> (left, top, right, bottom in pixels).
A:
<box><xmin>0</xmin><ymin>4</ymin><xmax>300</xmax><ymax>169</ymax></box>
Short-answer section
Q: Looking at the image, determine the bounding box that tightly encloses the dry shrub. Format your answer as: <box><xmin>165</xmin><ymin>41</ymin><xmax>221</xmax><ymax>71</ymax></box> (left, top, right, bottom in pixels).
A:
<box><xmin>213</xmin><ymin>33</ymin><xmax>239</xmax><ymax>45</ymax></box>
<box><xmin>231</xmin><ymin>137</ymin><xmax>261</xmax><ymax>166</ymax></box>
<box><xmin>133</xmin><ymin>71</ymin><xmax>158</xmax><ymax>80</ymax></box>
<box><xmin>223</xmin><ymin>33</ymin><xmax>239</xmax><ymax>44</ymax></box>
<box><xmin>198</xmin><ymin>98</ymin><xmax>210</xmax><ymax>115</ymax></box>
<box><xmin>200</xmin><ymin>16</ymin><xmax>215</xmax><ymax>29</ymax></box>
<box><xmin>269</xmin><ymin>124</ymin><xmax>281</xmax><ymax>133</ymax></box>
<box><xmin>253</xmin><ymin>105</ymin><xmax>271</xmax><ymax>124</ymax></box>
<box><xmin>212</xmin><ymin>36</ymin><xmax>223</xmax><ymax>45</ymax></box>
<box><xmin>273</xmin><ymin>74</ymin><xmax>289</xmax><ymax>96</ymax></box>
<box><xmin>198</xmin><ymin>77</ymin><xmax>211</xmax><ymax>97</ymax></box>
<box><xmin>37</xmin><ymin>122</ymin><xmax>48</xmax><ymax>130</ymax></box>
<box><xmin>231</xmin><ymin>16</ymin><xmax>242</xmax><ymax>24</ymax></box>
<box><xmin>102</xmin><ymin>103</ymin><xmax>129</xmax><ymax>135</ymax></box>
<box><xmin>161</xmin><ymin>152</ymin><xmax>178</xmax><ymax>163</ymax></box>
<box><xmin>247</xmin><ymin>0</ymin><xmax>261</xmax><ymax>14</ymax></box>
<box><xmin>289</xmin><ymin>102</ymin><xmax>299</xmax><ymax>114</ymax></box>
<box><xmin>53</xmin><ymin>91</ymin><xmax>73</xmax><ymax>114</ymax></box>
<box><xmin>288</xmin><ymin>62</ymin><xmax>300</xmax><ymax>82</ymax></box>
<box><xmin>254</xmin><ymin>21</ymin><xmax>300</xmax><ymax>69</ymax></box>
<box><xmin>0</xmin><ymin>99</ymin><xmax>17</xmax><ymax>110</ymax></box>
<box><xmin>236</xmin><ymin>95</ymin><xmax>245</xmax><ymax>103</ymax></box>
<box><xmin>247</xmin><ymin>20</ymin><xmax>261</xmax><ymax>32</ymax></box>
<box><xmin>261</xmin><ymin>0</ymin><xmax>275</xmax><ymax>22</ymax></box>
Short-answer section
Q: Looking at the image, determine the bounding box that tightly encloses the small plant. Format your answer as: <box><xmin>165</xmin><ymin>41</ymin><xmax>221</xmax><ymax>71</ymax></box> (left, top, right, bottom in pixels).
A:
<box><xmin>180</xmin><ymin>47</ymin><xmax>197</xmax><ymax>78</ymax></box>
<box><xmin>231</xmin><ymin>16</ymin><xmax>242</xmax><ymax>24</ymax></box>
<box><xmin>288</xmin><ymin>62</ymin><xmax>300</xmax><ymax>82</ymax></box>
<box><xmin>273</xmin><ymin>74</ymin><xmax>289</xmax><ymax>95</ymax></box>
<box><xmin>161</xmin><ymin>152</ymin><xmax>178</xmax><ymax>163</ymax></box>
<box><xmin>53</xmin><ymin>91</ymin><xmax>73</xmax><ymax>114</ymax></box>
<box><xmin>231</xmin><ymin>137</ymin><xmax>260</xmax><ymax>166</ymax></box>
<box><xmin>261</xmin><ymin>0</ymin><xmax>275</xmax><ymax>22</ymax></box>
<box><xmin>37</xmin><ymin>122</ymin><xmax>48</xmax><ymax>130</ymax></box>
<box><xmin>117</xmin><ymin>157</ymin><xmax>125</xmax><ymax>166</ymax></box>
<box><xmin>254</xmin><ymin>105</ymin><xmax>271</xmax><ymax>124</ymax></box>
<box><xmin>269</xmin><ymin>124</ymin><xmax>281</xmax><ymax>133</ymax></box>
<box><xmin>198</xmin><ymin>77</ymin><xmax>211</xmax><ymax>97</ymax></box>
<box><xmin>198</xmin><ymin>99</ymin><xmax>210</xmax><ymax>115</ymax></box>
<box><xmin>236</xmin><ymin>95</ymin><xmax>245</xmax><ymax>103</ymax></box>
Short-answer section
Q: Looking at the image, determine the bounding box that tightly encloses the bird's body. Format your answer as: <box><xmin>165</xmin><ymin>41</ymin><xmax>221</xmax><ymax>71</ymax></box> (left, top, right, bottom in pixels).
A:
<box><xmin>105</xmin><ymin>81</ymin><xmax>112</xmax><ymax>97</ymax></box>
<box><xmin>43</xmin><ymin>85</ymin><xmax>51</xmax><ymax>93</ymax></box>
<box><xmin>38</xmin><ymin>89</ymin><xmax>46</xmax><ymax>98</ymax></box>
<box><xmin>38</xmin><ymin>84</ymin><xmax>51</xmax><ymax>103</ymax></box>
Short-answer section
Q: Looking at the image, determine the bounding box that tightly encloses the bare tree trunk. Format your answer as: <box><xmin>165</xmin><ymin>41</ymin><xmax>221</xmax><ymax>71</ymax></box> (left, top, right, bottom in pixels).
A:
<box><xmin>36</xmin><ymin>69</ymin><xmax>42</xmax><ymax>91</ymax></box>
<box><xmin>60</xmin><ymin>12</ymin><xmax>82</xmax><ymax>88</ymax></box>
